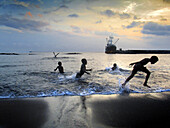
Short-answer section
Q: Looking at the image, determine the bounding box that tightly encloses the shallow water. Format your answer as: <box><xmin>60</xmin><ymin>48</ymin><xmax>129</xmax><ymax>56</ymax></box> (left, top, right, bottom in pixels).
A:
<box><xmin>0</xmin><ymin>52</ymin><xmax>170</xmax><ymax>98</ymax></box>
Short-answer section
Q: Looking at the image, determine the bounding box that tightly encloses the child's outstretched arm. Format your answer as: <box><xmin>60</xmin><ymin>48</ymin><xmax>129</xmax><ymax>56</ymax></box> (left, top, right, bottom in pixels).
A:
<box><xmin>86</xmin><ymin>68</ymin><xmax>92</xmax><ymax>71</ymax></box>
<box><xmin>129</xmin><ymin>62</ymin><xmax>137</xmax><ymax>65</ymax></box>
<box><xmin>86</xmin><ymin>68</ymin><xmax>92</xmax><ymax>74</ymax></box>
<box><xmin>129</xmin><ymin>61</ymin><xmax>138</xmax><ymax>67</ymax></box>
<box><xmin>54</xmin><ymin>67</ymin><xmax>58</xmax><ymax>71</ymax></box>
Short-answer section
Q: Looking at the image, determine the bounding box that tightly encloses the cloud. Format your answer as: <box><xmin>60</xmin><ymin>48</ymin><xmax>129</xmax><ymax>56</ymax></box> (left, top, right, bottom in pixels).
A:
<box><xmin>38</xmin><ymin>14</ymin><xmax>43</xmax><ymax>18</ymax></box>
<box><xmin>25</xmin><ymin>12</ymin><xmax>33</xmax><ymax>18</ymax></box>
<box><xmin>42</xmin><ymin>4</ymin><xmax>69</xmax><ymax>14</ymax></box>
<box><xmin>141</xmin><ymin>22</ymin><xmax>170</xmax><ymax>36</ymax></box>
<box><xmin>0</xmin><ymin>4</ymin><xmax>29</xmax><ymax>11</ymax></box>
<box><xmin>101</xmin><ymin>9</ymin><xmax>131</xmax><ymax>19</ymax></box>
<box><xmin>160</xmin><ymin>18</ymin><xmax>167</xmax><ymax>21</ymax></box>
<box><xmin>14</xmin><ymin>0</ymin><xmax>30</xmax><ymax>7</ymax></box>
<box><xmin>54</xmin><ymin>5</ymin><xmax>69</xmax><ymax>12</ymax></box>
<box><xmin>68</xmin><ymin>14</ymin><xmax>79</xmax><ymax>18</ymax></box>
<box><xmin>0</xmin><ymin>15</ymin><xmax>49</xmax><ymax>32</ymax></box>
<box><xmin>133</xmin><ymin>15</ymin><xmax>140</xmax><ymax>20</ymax></box>
<box><xmin>70</xmin><ymin>25</ymin><xmax>81</xmax><ymax>33</ymax></box>
<box><xmin>95</xmin><ymin>20</ymin><xmax>102</xmax><ymax>24</ymax></box>
<box><xmin>101</xmin><ymin>10</ymin><xmax>116</xmax><ymax>17</ymax></box>
<box><xmin>59</xmin><ymin>5</ymin><xmax>69</xmax><ymax>9</ymax></box>
<box><xmin>123</xmin><ymin>21</ymin><xmax>143</xmax><ymax>29</ymax></box>
<box><xmin>38</xmin><ymin>0</ymin><xmax>44</xmax><ymax>4</ymax></box>
<box><xmin>163</xmin><ymin>0</ymin><xmax>170</xmax><ymax>3</ymax></box>
<box><xmin>123</xmin><ymin>2</ymin><xmax>137</xmax><ymax>13</ymax></box>
<box><xmin>119</xmin><ymin>13</ymin><xmax>131</xmax><ymax>19</ymax></box>
<box><xmin>94</xmin><ymin>31</ymin><xmax>115</xmax><ymax>36</ymax></box>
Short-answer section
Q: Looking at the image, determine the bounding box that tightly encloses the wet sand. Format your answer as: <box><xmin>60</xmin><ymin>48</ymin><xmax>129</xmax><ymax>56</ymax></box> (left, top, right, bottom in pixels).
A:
<box><xmin>0</xmin><ymin>92</ymin><xmax>170</xmax><ymax>128</ymax></box>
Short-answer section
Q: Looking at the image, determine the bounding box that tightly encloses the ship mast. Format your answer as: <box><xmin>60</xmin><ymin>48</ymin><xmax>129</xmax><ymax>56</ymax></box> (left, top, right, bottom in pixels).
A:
<box><xmin>107</xmin><ymin>36</ymin><xmax>113</xmax><ymax>45</ymax></box>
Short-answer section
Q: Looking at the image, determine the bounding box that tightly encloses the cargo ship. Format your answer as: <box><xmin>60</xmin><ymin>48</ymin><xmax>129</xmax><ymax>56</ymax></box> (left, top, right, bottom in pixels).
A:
<box><xmin>105</xmin><ymin>36</ymin><xmax>170</xmax><ymax>54</ymax></box>
<box><xmin>105</xmin><ymin>36</ymin><xmax>119</xmax><ymax>54</ymax></box>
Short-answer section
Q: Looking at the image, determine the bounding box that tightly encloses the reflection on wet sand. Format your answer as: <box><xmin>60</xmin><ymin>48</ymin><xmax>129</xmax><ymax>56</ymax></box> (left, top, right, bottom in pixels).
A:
<box><xmin>87</xmin><ymin>93</ymin><xmax>170</xmax><ymax>127</ymax></box>
<box><xmin>81</xmin><ymin>96</ymin><xmax>87</xmax><ymax>112</ymax></box>
<box><xmin>0</xmin><ymin>93</ymin><xmax>169</xmax><ymax>128</ymax></box>
<box><xmin>0</xmin><ymin>99</ymin><xmax>49</xmax><ymax>128</ymax></box>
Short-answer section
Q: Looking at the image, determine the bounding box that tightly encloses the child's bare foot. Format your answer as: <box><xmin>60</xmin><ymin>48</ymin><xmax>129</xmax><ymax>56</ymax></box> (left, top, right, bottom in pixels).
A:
<box><xmin>143</xmin><ymin>84</ymin><xmax>151</xmax><ymax>88</ymax></box>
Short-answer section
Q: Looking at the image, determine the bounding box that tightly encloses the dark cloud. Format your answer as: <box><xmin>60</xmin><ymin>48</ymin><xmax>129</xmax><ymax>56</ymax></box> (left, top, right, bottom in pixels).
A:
<box><xmin>59</xmin><ymin>5</ymin><xmax>69</xmax><ymax>9</ymax></box>
<box><xmin>54</xmin><ymin>5</ymin><xmax>69</xmax><ymax>12</ymax></box>
<box><xmin>160</xmin><ymin>18</ymin><xmax>167</xmax><ymax>21</ymax></box>
<box><xmin>0</xmin><ymin>15</ymin><xmax>49</xmax><ymax>31</ymax></box>
<box><xmin>68</xmin><ymin>14</ymin><xmax>79</xmax><ymax>18</ymax></box>
<box><xmin>163</xmin><ymin>0</ymin><xmax>170</xmax><ymax>3</ymax></box>
<box><xmin>133</xmin><ymin>15</ymin><xmax>140</xmax><ymax>20</ymax></box>
<box><xmin>43</xmin><ymin>5</ymin><xmax>69</xmax><ymax>14</ymax></box>
<box><xmin>133</xmin><ymin>16</ymin><xmax>138</xmax><ymax>20</ymax></box>
<box><xmin>119</xmin><ymin>13</ymin><xmax>131</xmax><ymax>19</ymax></box>
<box><xmin>101</xmin><ymin>10</ymin><xmax>116</xmax><ymax>17</ymax></box>
<box><xmin>101</xmin><ymin>9</ymin><xmax>131</xmax><ymax>19</ymax></box>
<box><xmin>123</xmin><ymin>21</ymin><xmax>143</xmax><ymax>29</ymax></box>
<box><xmin>141</xmin><ymin>22</ymin><xmax>170</xmax><ymax>36</ymax></box>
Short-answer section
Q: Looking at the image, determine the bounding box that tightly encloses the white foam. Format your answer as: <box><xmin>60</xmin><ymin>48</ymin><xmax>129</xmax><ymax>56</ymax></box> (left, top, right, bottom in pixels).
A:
<box><xmin>118</xmin><ymin>78</ymin><xmax>130</xmax><ymax>93</ymax></box>
<box><xmin>105</xmin><ymin>67</ymin><xmax>112</xmax><ymax>71</ymax></box>
<box><xmin>57</xmin><ymin>73</ymin><xmax>77</xmax><ymax>82</ymax></box>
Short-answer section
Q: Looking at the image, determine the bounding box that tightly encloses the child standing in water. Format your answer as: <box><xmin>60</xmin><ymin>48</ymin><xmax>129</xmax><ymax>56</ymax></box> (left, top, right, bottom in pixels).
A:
<box><xmin>122</xmin><ymin>56</ymin><xmax>159</xmax><ymax>88</ymax></box>
<box><xmin>54</xmin><ymin>61</ymin><xmax>64</xmax><ymax>73</ymax></box>
<box><xmin>76</xmin><ymin>58</ymin><xmax>92</xmax><ymax>78</ymax></box>
<box><xmin>112</xmin><ymin>63</ymin><xmax>118</xmax><ymax>70</ymax></box>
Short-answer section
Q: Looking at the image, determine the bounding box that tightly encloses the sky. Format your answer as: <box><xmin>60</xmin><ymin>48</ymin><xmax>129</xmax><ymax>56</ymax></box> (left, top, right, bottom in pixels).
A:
<box><xmin>0</xmin><ymin>0</ymin><xmax>170</xmax><ymax>52</ymax></box>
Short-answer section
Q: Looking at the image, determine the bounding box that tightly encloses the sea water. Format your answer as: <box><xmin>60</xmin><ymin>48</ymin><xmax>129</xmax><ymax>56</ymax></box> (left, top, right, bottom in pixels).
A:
<box><xmin>0</xmin><ymin>52</ymin><xmax>170</xmax><ymax>98</ymax></box>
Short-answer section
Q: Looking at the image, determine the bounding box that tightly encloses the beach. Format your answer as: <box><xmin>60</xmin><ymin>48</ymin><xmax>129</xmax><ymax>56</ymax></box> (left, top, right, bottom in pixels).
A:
<box><xmin>0</xmin><ymin>53</ymin><xmax>170</xmax><ymax>127</ymax></box>
<box><xmin>0</xmin><ymin>92</ymin><xmax>169</xmax><ymax>128</ymax></box>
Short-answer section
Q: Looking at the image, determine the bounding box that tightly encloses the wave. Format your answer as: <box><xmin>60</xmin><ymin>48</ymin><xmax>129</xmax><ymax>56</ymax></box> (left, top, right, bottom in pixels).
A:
<box><xmin>0</xmin><ymin>65</ymin><xmax>26</xmax><ymax>68</ymax></box>
<box><xmin>0</xmin><ymin>67</ymin><xmax>170</xmax><ymax>99</ymax></box>
<box><xmin>0</xmin><ymin>83</ymin><xmax>170</xmax><ymax>99</ymax></box>
<box><xmin>41</xmin><ymin>57</ymin><xmax>72</xmax><ymax>60</ymax></box>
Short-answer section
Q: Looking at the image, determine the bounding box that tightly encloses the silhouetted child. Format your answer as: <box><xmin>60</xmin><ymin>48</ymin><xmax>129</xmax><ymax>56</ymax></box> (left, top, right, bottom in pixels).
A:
<box><xmin>122</xmin><ymin>56</ymin><xmax>159</xmax><ymax>88</ymax></box>
<box><xmin>54</xmin><ymin>61</ymin><xmax>64</xmax><ymax>73</ymax></box>
<box><xmin>76</xmin><ymin>58</ymin><xmax>92</xmax><ymax>78</ymax></box>
<box><xmin>112</xmin><ymin>63</ymin><xmax>117</xmax><ymax>70</ymax></box>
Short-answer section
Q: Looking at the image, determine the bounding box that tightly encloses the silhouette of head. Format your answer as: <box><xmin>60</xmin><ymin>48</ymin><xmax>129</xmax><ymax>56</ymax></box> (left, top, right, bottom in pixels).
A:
<box><xmin>58</xmin><ymin>61</ymin><xmax>62</xmax><ymax>66</ymax></box>
<box><xmin>81</xmin><ymin>58</ymin><xmax>87</xmax><ymax>65</ymax></box>
<box><xmin>113</xmin><ymin>63</ymin><xmax>117</xmax><ymax>67</ymax></box>
<box><xmin>150</xmin><ymin>56</ymin><xmax>159</xmax><ymax>64</ymax></box>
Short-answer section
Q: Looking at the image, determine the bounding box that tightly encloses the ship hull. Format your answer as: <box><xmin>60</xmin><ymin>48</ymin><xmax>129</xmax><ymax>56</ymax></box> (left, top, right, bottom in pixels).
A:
<box><xmin>113</xmin><ymin>50</ymin><xmax>170</xmax><ymax>54</ymax></box>
<box><xmin>105</xmin><ymin>45</ymin><xmax>116</xmax><ymax>54</ymax></box>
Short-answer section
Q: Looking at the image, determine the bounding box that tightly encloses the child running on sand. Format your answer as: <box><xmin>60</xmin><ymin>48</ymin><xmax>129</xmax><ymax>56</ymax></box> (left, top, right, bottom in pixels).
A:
<box><xmin>76</xmin><ymin>58</ymin><xmax>92</xmax><ymax>78</ymax></box>
<box><xmin>122</xmin><ymin>56</ymin><xmax>159</xmax><ymax>88</ymax></box>
<box><xmin>54</xmin><ymin>61</ymin><xmax>64</xmax><ymax>73</ymax></box>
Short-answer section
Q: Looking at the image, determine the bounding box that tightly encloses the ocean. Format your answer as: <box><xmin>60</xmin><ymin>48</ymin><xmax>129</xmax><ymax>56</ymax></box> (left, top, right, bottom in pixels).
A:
<box><xmin>0</xmin><ymin>52</ymin><xmax>170</xmax><ymax>98</ymax></box>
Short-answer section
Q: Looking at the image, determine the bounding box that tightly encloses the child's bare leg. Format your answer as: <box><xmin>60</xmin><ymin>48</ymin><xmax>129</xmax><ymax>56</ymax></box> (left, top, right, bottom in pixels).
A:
<box><xmin>143</xmin><ymin>69</ymin><xmax>151</xmax><ymax>88</ymax></box>
<box><xmin>122</xmin><ymin>70</ymin><xmax>137</xmax><ymax>86</ymax></box>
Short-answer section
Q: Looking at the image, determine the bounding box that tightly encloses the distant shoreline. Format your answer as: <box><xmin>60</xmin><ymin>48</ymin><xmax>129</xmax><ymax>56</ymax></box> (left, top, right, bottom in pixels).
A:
<box><xmin>0</xmin><ymin>53</ymin><xmax>20</xmax><ymax>55</ymax></box>
<box><xmin>0</xmin><ymin>53</ymin><xmax>37</xmax><ymax>55</ymax></box>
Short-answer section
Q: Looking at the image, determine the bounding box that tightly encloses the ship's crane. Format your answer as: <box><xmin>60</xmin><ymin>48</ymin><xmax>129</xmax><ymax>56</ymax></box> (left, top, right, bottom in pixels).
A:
<box><xmin>114</xmin><ymin>38</ymin><xmax>119</xmax><ymax>45</ymax></box>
